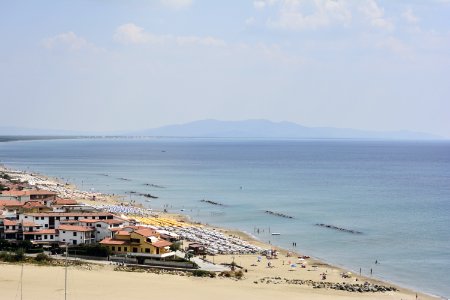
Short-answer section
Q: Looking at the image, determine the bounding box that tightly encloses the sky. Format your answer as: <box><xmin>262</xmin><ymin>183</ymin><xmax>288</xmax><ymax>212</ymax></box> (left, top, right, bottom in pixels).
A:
<box><xmin>0</xmin><ymin>0</ymin><xmax>449</xmax><ymax>137</ymax></box>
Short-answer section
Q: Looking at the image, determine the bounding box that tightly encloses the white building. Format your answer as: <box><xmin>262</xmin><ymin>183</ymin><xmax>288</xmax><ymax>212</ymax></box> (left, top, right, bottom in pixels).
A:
<box><xmin>20</xmin><ymin>212</ymin><xmax>115</xmax><ymax>229</ymax></box>
<box><xmin>77</xmin><ymin>219</ymin><xmax>126</xmax><ymax>242</ymax></box>
<box><xmin>58</xmin><ymin>225</ymin><xmax>95</xmax><ymax>245</ymax></box>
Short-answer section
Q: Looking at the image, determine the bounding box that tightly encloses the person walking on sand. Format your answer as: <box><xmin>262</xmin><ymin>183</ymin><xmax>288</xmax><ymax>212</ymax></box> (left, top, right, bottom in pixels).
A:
<box><xmin>370</xmin><ymin>268</ymin><xmax>373</xmax><ymax>275</ymax></box>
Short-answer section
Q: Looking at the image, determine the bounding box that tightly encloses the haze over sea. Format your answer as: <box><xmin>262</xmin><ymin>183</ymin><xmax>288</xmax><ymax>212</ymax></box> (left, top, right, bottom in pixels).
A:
<box><xmin>1</xmin><ymin>138</ymin><xmax>449</xmax><ymax>298</ymax></box>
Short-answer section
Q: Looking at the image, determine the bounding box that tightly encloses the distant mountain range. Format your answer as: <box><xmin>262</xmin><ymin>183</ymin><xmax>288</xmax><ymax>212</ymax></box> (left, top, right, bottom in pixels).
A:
<box><xmin>131</xmin><ymin>119</ymin><xmax>441</xmax><ymax>140</ymax></box>
<box><xmin>0</xmin><ymin>120</ymin><xmax>442</xmax><ymax>140</ymax></box>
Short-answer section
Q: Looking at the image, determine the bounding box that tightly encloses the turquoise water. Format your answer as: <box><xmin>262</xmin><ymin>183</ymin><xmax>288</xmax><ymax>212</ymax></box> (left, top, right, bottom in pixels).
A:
<box><xmin>0</xmin><ymin>138</ymin><xmax>449</xmax><ymax>298</ymax></box>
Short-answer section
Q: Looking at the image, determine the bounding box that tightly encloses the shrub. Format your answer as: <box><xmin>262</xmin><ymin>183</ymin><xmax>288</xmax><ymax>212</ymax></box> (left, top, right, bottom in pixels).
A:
<box><xmin>235</xmin><ymin>270</ymin><xmax>244</xmax><ymax>279</ymax></box>
<box><xmin>0</xmin><ymin>239</ymin><xmax>11</xmax><ymax>251</ymax></box>
<box><xmin>68</xmin><ymin>244</ymin><xmax>110</xmax><ymax>257</ymax></box>
<box><xmin>14</xmin><ymin>248</ymin><xmax>25</xmax><ymax>262</ymax></box>
<box><xmin>35</xmin><ymin>253</ymin><xmax>51</xmax><ymax>263</ymax></box>
<box><xmin>169</xmin><ymin>241</ymin><xmax>182</xmax><ymax>252</ymax></box>
<box><xmin>192</xmin><ymin>270</ymin><xmax>215</xmax><ymax>278</ymax></box>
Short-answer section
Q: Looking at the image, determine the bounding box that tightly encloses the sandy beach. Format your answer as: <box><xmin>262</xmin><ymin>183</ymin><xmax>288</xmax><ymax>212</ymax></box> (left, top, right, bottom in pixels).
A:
<box><xmin>0</xmin><ymin>166</ymin><xmax>441</xmax><ymax>299</ymax></box>
<box><xmin>0</xmin><ymin>261</ymin><xmax>436</xmax><ymax>300</ymax></box>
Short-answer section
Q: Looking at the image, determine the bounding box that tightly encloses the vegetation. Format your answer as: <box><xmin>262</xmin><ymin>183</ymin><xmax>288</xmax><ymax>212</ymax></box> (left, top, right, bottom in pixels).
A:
<box><xmin>68</xmin><ymin>244</ymin><xmax>110</xmax><ymax>257</ymax></box>
<box><xmin>0</xmin><ymin>239</ymin><xmax>33</xmax><ymax>252</ymax></box>
<box><xmin>35</xmin><ymin>253</ymin><xmax>52</xmax><ymax>263</ymax></box>
<box><xmin>191</xmin><ymin>270</ymin><xmax>216</xmax><ymax>278</ymax></box>
<box><xmin>169</xmin><ymin>241</ymin><xmax>182</xmax><ymax>252</ymax></box>
<box><xmin>219</xmin><ymin>270</ymin><xmax>244</xmax><ymax>280</ymax></box>
<box><xmin>0</xmin><ymin>248</ymin><xmax>25</xmax><ymax>262</ymax></box>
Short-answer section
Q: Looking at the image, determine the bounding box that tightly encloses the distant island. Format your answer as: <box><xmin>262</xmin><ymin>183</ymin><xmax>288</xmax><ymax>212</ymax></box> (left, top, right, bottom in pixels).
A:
<box><xmin>0</xmin><ymin>119</ymin><xmax>442</xmax><ymax>140</ymax></box>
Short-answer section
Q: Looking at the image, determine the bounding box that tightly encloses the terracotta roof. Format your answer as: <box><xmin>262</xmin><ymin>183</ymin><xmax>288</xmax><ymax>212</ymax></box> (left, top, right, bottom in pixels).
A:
<box><xmin>116</xmin><ymin>231</ymin><xmax>131</xmax><ymax>236</ymax></box>
<box><xmin>59</xmin><ymin>220</ymin><xmax>79</xmax><ymax>224</ymax></box>
<box><xmin>3</xmin><ymin>219</ymin><xmax>17</xmax><ymax>226</ymax></box>
<box><xmin>0</xmin><ymin>200</ymin><xmax>23</xmax><ymax>207</ymax></box>
<box><xmin>23</xmin><ymin>229</ymin><xmax>57</xmax><ymax>235</ymax></box>
<box><xmin>58</xmin><ymin>225</ymin><xmax>94</xmax><ymax>232</ymax></box>
<box><xmin>100</xmin><ymin>238</ymin><xmax>127</xmax><ymax>245</ymax></box>
<box><xmin>22</xmin><ymin>221</ymin><xmax>40</xmax><ymax>227</ymax></box>
<box><xmin>25</xmin><ymin>212</ymin><xmax>113</xmax><ymax>217</ymax></box>
<box><xmin>79</xmin><ymin>219</ymin><xmax>124</xmax><ymax>225</ymax></box>
<box><xmin>1</xmin><ymin>190</ymin><xmax>57</xmax><ymax>196</ymax></box>
<box><xmin>23</xmin><ymin>201</ymin><xmax>47</xmax><ymax>208</ymax></box>
<box><xmin>134</xmin><ymin>228</ymin><xmax>158</xmax><ymax>238</ymax></box>
<box><xmin>152</xmin><ymin>240</ymin><xmax>172</xmax><ymax>248</ymax></box>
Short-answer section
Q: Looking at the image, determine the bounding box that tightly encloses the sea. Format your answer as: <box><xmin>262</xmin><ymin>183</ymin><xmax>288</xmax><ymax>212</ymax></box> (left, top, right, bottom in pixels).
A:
<box><xmin>0</xmin><ymin>138</ymin><xmax>449</xmax><ymax>298</ymax></box>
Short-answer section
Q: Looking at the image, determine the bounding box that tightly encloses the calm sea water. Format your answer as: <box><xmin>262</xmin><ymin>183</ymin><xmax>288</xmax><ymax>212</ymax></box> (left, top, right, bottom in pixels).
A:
<box><xmin>1</xmin><ymin>138</ymin><xmax>449</xmax><ymax>298</ymax></box>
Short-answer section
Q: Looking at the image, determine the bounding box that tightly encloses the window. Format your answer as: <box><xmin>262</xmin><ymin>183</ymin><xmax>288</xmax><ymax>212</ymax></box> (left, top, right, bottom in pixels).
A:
<box><xmin>73</xmin><ymin>232</ymin><xmax>77</xmax><ymax>237</ymax></box>
<box><xmin>45</xmin><ymin>224</ymin><xmax>48</xmax><ymax>228</ymax></box>
<box><xmin>56</xmin><ymin>217</ymin><xmax>60</xmax><ymax>220</ymax></box>
<box><xmin>124</xmin><ymin>247</ymin><xmax>127</xmax><ymax>252</ymax></box>
<box><xmin>63</xmin><ymin>231</ymin><xmax>66</xmax><ymax>233</ymax></box>
<box><xmin>74</xmin><ymin>217</ymin><xmax>78</xmax><ymax>220</ymax></box>
<box><xmin>132</xmin><ymin>247</ymin><xmax>137</xmax><ymax>253</ymax></box>
<box><xmin>41</xmin><ymin>217</ymin><xmax>44</xmax><ymax>220</ymax></box>
<box><xmin>44</xmin><ymin>235</ymin><xmax>48</xmax><ymax>239</ymax></box>
<box><xmin>50</xmin><ymin>235</ymin><xmax>53</xmax><ymax>239</ymax></box>
<box><xmin>145</xmin><ymin>248</ymin><xmax>150</xmax><ymax>253</ymax></box>
<box><xmin>118</xmin><ymin>247</ymin><xmax>121</xmax><ymax>251</ymax></box>
<box><xmin>112</xmin><ymin>246</ymin><xmax>115</xmax><ymax>251</ymax></box>
<box><xmin>66</xmin><ymin>217</ymin><xmax>69</xmax><ymax>220</ymax></box>
<box><xmin>96</xmin><ymin>224</ymin><xmax>101</xmax><ymax>228</ymax></box>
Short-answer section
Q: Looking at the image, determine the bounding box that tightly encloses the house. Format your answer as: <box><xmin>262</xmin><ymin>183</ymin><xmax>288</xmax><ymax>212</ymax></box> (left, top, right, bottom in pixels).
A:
<box><xmin>3</xmin><ymin>219</ymin><xmax>20</xmax><ymax>240</ymax></box>
<box><xmin>0</xmin><ymin>200</ymin><xmax>23</xmax><ymax>219</ymax></box>
<box><xmin>77</xmin><ymin>219</ymin><xmax>126</xmax><ymax>242</ymax></box>
<box><xmin>0</xmin><ymin>190</ymin><xmax>57</xmax><ymax>205</ymax></box>
<box><xmin>188</xmin><ymin>243</ymin><xmax>206</xmax><ymax>255</ymax></box>
<box><xmin>23</xmin><ymin>229</ymin><xmax>58</xmax><ymax>245</ymax></box>
<box><xmin>100</xmin><ymin>227</ymin><xmax>173</xmax><ymax>259</ymax></box>
<box><xmin>20</xmin><ymin>212</ymin><xmax>115</xmax><ymax>229</ymax></box>
<box><xmin>58</xmin><ymin>225</ymin><xmax>95</xmax><ymax>245</ymax></box>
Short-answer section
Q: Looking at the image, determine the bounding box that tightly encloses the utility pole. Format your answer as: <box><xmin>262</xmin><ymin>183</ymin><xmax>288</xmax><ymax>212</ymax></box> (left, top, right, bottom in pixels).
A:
<box><xmin>65</xmin><ymin>244</ymin><xmax>68</xmax><ymax>300</ymax></box>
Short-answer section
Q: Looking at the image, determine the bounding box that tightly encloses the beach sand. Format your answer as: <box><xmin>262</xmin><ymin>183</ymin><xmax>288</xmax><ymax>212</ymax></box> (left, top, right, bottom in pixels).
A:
<box><xmin>0</xmin><ymin>262</ymin><xmax>436</xmax><ymax>300</ymax></box>
<box><xmin>0</xmin><ymin>167</ymin><xmax>439</xmax><ymax>299</ymax></box>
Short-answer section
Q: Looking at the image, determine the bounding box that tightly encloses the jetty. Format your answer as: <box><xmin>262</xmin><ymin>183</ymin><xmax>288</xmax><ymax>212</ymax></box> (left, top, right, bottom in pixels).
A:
<box><xmin>315</xmin><ymin>223</ymin><xmax>362</xmax><ymax>235</ymax></box>
<box><xmin>144</xmin><ymin>183</ymin><xmax>165</xmax><ymax>188</ymax></box>
<box><xmin>200</xmin><ymin>199</ymin><xmax>225</xmax><ymax>206</ymax></box>
<box><xmin>127</xmin><ymin>191</ymin><xmax>159</xmax><ymax>199</ymax></box>
<box><xmin>264</xmin><ymin>210</ymin><xmax>294</xmax><ymax>219</ymax></box>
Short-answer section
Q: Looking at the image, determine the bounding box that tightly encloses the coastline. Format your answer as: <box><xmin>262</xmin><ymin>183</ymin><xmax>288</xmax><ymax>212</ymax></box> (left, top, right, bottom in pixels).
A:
<box><xmin>0</xmin><ymin>165</ymin><xmax>442</xmax><ymax>299</ymax></box>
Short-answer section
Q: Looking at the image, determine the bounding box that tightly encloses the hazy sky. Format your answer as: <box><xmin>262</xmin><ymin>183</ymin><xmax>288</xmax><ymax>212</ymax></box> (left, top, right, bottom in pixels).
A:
<box><xmin>1</xmin><ymin>0</ymin><xmax>449</xmax><ymax>136</ymax></box>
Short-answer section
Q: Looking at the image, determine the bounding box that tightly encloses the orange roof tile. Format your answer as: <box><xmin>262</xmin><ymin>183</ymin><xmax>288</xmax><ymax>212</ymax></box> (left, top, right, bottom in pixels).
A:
<box><xmin>134</xmin><ymin>228</ymin><xmax>158</xmax><ymax>237</ymax></box>
<box><xmin>58</xmin><ymin>225</ymin><xmax>94</xmax><ymax>232</ymax></box>
<box><xmin>23</xmin><ymin>229</ymin><xmax>57</xmax><ymax>235</ymax></box>
<box><xmin>3</xmin><ymin>219</ymin><xmax>17</xmax><ymax>226</ymax></box>
<box><xmin>78</xmin><ymin>219</ymin><xmax>124</xmax><ymax>225</ymax></box>
<box><xmin>25</xmin><ymin>212</ymin><xmax>113</xmax><ymax>217</ymax></box>
<box><xmin>1</xmin><ymin>190</ymin><xmax>57</xmax><ymax>196</ymax></box>
<box><xmin>116</xmin><ymin>231</ymin><xmax>131</xmax><ymax>236</ymax></box>
<box><xmin>100</xmin><ymin>238</ymin><xmax>127</xmax><ymax>245</ymax></box>
<box><xmin>152</xmin><ymin>240</ymin><xmax>172</xmax><ymax>248</ymax></box>
<box><xmin>0</xmin><ymin>200</ymin><xmax>23</xmax><ymax>207</ymax></box>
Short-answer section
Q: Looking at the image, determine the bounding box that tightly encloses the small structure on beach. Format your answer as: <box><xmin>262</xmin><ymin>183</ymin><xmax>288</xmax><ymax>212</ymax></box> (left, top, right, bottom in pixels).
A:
<box><xmin>188</xmin><ymin>243</ymin><xmax>206</xmax><ymax>255</ymax></box>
